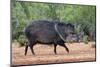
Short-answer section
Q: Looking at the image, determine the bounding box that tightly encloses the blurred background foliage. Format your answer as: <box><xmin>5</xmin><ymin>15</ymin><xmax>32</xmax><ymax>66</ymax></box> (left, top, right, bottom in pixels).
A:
<box><xmin>11</xmin><ymin>1</ymin><xmax>96</xmax><ymax>45</ymax></box>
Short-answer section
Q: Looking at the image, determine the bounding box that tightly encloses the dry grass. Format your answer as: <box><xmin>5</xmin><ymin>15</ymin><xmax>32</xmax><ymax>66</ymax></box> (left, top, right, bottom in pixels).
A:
<box><xmin>12</xmin><ymin>42</ymin><xmax>96</xmax><ymax>66</ymax></box>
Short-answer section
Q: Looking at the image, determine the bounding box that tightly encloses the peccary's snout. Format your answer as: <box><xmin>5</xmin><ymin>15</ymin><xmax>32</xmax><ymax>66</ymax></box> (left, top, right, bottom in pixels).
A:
<box><xmin>66</xmin><ymin>33</ymin><xmax>80</xmax><ymax>43</ymax></box>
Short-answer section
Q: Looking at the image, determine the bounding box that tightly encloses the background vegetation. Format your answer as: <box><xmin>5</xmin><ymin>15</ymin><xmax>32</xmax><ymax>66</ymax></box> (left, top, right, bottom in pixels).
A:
<box><xmin>11</xmin><ymin>1</ymin><xmax>96</xmax><ymax>46</ymax></box>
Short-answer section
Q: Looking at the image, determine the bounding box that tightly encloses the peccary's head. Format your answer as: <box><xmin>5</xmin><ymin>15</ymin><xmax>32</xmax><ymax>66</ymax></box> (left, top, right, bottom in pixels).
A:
<box><xmin>66</xmin><ymin>33</ymin><xmax>80</xmax><ymax>43</ymax></box>
<box><xmin>62</xmin><ymin>23</ymin><xmax>80</xmax><ymax>42</ymax></box>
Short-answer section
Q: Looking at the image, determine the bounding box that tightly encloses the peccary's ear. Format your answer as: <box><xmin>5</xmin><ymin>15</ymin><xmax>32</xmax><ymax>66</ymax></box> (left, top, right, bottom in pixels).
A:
<box><xmin>67</xmin><ymin>23</ymin><xmax>74</xmax><ymax>28</ymax></box>
<box><xmin>57</xmin><ymin>23</ymin><xmax>65</xmax><ymax>26</ymax></box>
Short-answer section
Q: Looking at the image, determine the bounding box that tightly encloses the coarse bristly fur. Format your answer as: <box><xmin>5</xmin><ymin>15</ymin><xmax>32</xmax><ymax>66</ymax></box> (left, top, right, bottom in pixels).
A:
<box><xmin>24</xmin><ymin>20</ymin><xmax>77</xmax><ymax>55</ymax></box>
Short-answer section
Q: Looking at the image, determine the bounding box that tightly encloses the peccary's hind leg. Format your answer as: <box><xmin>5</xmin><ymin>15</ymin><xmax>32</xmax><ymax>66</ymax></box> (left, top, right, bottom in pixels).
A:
<box><xmin>25</xmin><ymin>42</ymin><xmax>29</xmax><ymax>56</ymax></box>
<box><xmin>29</xmin><ymin>41</ymin><xmax>36</xmax><ymax>55</ymax></box>
<box><xmin>54</xmin><ymin>44</ymin><xmax>57</xmax><ymax>54</ymax></box>
<box><xmin>24</xmin><ymin>41</ymin><xmax>36</xmax><ymax>55</ymax></box>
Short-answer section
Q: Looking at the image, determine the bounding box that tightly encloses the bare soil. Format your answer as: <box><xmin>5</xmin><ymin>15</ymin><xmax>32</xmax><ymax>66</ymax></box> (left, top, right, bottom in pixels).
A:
<box><xmin>12</xmin><ymin>42</ymin><xmax>96</xmax><ymax>66</ymax></box>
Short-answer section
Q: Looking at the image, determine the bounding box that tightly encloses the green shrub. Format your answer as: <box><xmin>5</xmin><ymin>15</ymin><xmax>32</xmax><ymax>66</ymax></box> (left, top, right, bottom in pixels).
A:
<box><xmin>83</xmin><ymin>35</ymin><xmax>88</xmax><ymax>44</ymax></box>
<box><xmin>17</xmin><ymin>35</ymin><xmax>27</xmax><ymax>46</ymax></box>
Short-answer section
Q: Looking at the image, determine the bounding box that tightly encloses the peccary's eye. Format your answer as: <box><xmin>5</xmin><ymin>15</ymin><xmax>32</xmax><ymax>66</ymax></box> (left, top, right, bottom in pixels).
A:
<box><xmin>69</xmin><ymin>32</ymin><xmax>75</xmax><ymax>36</ymax></box>
<box><xmin>71</xmin><ymin>32</ymin><xmax>75</xmax><ymax>34</ymax></box>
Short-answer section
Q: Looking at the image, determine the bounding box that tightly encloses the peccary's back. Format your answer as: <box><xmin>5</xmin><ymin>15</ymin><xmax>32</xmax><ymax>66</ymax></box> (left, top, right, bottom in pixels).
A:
<box><xmin>25</xmin><ymin>20</ymin><xmax>61</xmax><ymax>43</ymax></box>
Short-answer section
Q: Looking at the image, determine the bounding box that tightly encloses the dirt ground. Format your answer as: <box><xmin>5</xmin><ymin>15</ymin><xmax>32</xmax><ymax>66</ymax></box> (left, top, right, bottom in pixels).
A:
<box><xmin>12</xmin><ymin>42</ymin><xmax>96</xmax><ymax>66</ymax></box>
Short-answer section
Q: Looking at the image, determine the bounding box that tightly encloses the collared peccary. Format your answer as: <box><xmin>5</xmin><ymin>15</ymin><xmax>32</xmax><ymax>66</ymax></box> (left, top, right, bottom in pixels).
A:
<box><xmin>24</xmin><ymin>20</ymin><xmax>77</xmax><ymax>55</ymax></box>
